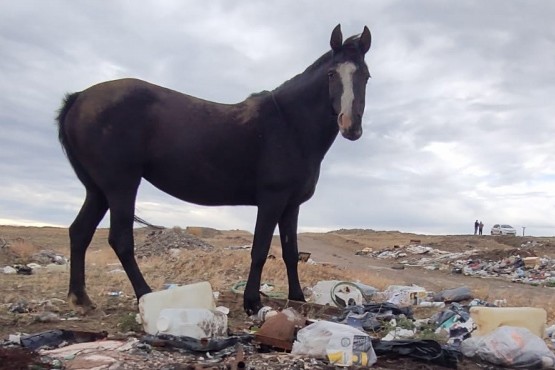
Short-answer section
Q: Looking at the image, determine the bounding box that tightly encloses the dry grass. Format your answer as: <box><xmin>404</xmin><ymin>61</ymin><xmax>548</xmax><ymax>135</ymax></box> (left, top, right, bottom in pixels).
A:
<box><xmin>8</xmin><ymin>238</ymin><xmax>40</xmax><ymax>261</ymax></box>
<box><xmin>134</xmin><ymin>249</ymin><xmax>397</xmax><ymax>300</ymax></box>
<box><xmin>2</xmin><ymin>225</ymin><xmax>555</xmax><ymax>340</ymax></box>
<box><xmin>87</xmin><ymin>246</ymin><xmax>119</xmax><ymax>266</ymax></box>
<box><xmin>0</xmin><ymin>269</ymin><xmax>68</xmax><ymax>305</ymax></box>
<box><xmin>5</xmin><ymin>247</ymin><xmax>554</xmax><ymax>321</ymax></box>
<box><xmin>466</xmin><ymin>282</ymin><xmax>555</xmax><ymax>319</ymax></box>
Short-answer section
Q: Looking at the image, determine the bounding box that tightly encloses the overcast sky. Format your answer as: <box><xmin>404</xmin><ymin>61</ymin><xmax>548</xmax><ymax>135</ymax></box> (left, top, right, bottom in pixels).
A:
<box><xmin>1</xmin><ymin>1</ymin><xmax>554</xmax><ymax>236</ymax></box>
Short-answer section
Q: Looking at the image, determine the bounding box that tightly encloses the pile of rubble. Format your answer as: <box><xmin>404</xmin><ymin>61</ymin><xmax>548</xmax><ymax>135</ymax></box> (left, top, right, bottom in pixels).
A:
<box><xmin>357</xmin><ymin>242</ymin><xmax>555</xmax><ymax>286</ymax></box>
<box><xmin>1</xmin><ymin>239</ymin><xmax>68</xmax><ymax>275</ymax></box>
<box><xmin>28</xmin><ymin>250</ymin><xmax>67</xmax><ymax>265</ymax></box>
<box><xmin>135</xmin><ymin>227</ymin><xmax>215</xmax><ymax>258</ymax></box>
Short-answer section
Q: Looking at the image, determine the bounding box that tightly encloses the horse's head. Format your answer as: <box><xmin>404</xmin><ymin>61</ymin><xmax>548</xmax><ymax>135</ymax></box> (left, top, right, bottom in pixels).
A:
<box><xmin>328</xmin><ymin>24</ymin><xmax>371</xmax><ymax>141</ymax></box>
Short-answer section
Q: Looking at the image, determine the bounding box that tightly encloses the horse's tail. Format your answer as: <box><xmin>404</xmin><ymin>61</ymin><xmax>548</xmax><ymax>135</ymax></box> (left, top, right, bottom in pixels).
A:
<box><xmin>56</xmin><ymin>92</ymin><xmax>80</xmax><ymax>154</ymax></box>
<box><xmin>56</xmin><ymin>92</ymin><xmax>98</xmax><ymax>191</ymax></box>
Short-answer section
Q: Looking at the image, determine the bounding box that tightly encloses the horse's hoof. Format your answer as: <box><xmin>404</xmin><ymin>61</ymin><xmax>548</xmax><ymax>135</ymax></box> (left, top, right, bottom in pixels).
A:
<box><xmin>289</xmin><ymin>292</ymin><xmax>306</xmax><ymax>302</ymax></box>
<box><xmin>244</xmin><ymin>300</ymin><xmax>263</xmax><ymax>316</ymax></box>
<box><xmin>68</xmin><ymin>292</ymin><xmax>97</xmax><ymax>315</ymax></box>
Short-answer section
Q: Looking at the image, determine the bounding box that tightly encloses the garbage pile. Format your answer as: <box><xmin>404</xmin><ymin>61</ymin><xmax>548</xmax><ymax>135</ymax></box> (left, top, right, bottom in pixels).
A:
<box><xmin>1</xmin><ymin>239</ymin><xmax>68</xmax><ymax>275</ymax></box>
<box><xmin>295</xmin><ymin>281</ymin><xmax>554</xmax><ymax>368</ymax></box>
<box><xmin>135</xmin><ymin>227</ymin><xmax>215</xmax><ymax>258</ymax></box>
<box><xmin>360</xmin><ymin>242</ymin><xmax>555</xmax><ymax>286</ymax></box>
<box><xmin>3</xmin><ymin>280</ymin><xmax>555</xmax><ymax>369</ymax></box>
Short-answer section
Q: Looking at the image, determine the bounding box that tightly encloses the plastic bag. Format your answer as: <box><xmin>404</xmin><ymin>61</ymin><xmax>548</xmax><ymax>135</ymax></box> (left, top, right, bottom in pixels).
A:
<box><xmin>291</xmin><ymin>321</ymin><xmax>377</xmax><ymax>366</ymax></box>
<box><xmin>461</xmin><ymin>326</ymin><xmax>555</xmax><ymax>368</ymax></box>
<box><xmin>433</xmin><ymin>286</ymin><xmax>473</xmax><ymax>302</ymax></box>
<box><xmin>142</xmin><ymin>333</ymin><xmax>252</xmax><ymax>352</ymax></box>
<box><xmin>21</xmin><ymin>330</ymin><xmax>107</xmax><ymax>350</ymax></box>
<box><xmin>373</xmin><ymin>339</ymin><xmax>460</xmax><ymax>368</ymax></box>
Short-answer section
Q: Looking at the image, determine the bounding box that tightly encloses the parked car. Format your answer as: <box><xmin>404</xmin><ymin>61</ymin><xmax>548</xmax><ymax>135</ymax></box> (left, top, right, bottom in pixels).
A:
<box><xmin>490</xmin><ymin>224</ymin><xmax>517</xmax><ymax>236</ymax></box>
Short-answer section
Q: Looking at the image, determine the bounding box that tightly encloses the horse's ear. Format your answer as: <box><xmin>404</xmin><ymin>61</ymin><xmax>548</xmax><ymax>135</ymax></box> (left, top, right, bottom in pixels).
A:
<box><xmin>330</xmin><ymin>24</ymin><xmax>343</xmax><ymax>52</ymax></box>
<box><xmin>359</xmin><ymin>26</ymin><xmax>371</xmax><ymax>54</ymax></box>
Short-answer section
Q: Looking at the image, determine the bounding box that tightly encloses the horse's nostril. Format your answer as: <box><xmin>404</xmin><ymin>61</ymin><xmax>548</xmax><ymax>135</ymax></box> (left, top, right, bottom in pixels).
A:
<box><xmin>337</xmin><ymin>113</ymin><xmax>352</xmax><ymax>130</ymax></box>
<box><xmin>337</xmin><ymin>113</ymin><xmax>344</xmax><ymax>129</ymax></box>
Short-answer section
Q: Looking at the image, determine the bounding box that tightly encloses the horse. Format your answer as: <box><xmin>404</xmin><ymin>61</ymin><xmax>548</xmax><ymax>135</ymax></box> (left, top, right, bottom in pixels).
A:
<box><xmin>56</xmin><ymin>24</ymin><xmax>371</xmax><ymax>314</ymax></box>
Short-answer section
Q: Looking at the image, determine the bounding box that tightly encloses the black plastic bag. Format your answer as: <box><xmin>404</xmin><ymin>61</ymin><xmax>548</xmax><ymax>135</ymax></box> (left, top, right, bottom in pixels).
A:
<box><xmin>373</xmin><ymin>339</ymin><xmax>460</xmax><ymax>368</ymax></box>
<box><xmin>20</xmin><ymin>330</ymin><xmax>107</xmax><ymax>350</ymax></box>
<box><xmin>141</xmin><ymin>333</ymin><xmax>253</xmax><ymax>353</ymax></box>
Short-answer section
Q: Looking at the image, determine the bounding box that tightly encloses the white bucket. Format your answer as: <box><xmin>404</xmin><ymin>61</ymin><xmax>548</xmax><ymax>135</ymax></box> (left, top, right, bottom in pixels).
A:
<box><xmin>138</xmin><ymin>281</ymin><xmax>216</xmax><ymax>335</ymax></box>
<box><xmin>156</xmin><ymin>308</ymin><xmax>228</xmax><ymax>339</ymax></box>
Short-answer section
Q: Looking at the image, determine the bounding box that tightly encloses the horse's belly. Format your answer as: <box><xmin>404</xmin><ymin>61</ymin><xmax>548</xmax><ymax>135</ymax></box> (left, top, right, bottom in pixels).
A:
<box><xmin>143</xmin><ymin>172</ymin><xmax>257</xmax><ymax>207</ymax></box>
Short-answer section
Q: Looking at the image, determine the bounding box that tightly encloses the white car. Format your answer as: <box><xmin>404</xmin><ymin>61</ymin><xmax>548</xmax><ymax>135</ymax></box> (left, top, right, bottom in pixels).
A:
<box><xmin>490</xmin><ymin>224</ymin><xmax>517</xmax><ymax>236</ymax></box>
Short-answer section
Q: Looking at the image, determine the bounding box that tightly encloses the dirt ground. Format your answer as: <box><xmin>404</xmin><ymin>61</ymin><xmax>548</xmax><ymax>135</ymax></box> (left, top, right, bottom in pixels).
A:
<box><xmin>297</xmin><ymin>231</ymin><xmax>555</xmax><ymax>308</ymax></box>
<box><xmin>1</xmin><ymin>225</ymin><xmax>554</xmax><ymax>369</ymax></box>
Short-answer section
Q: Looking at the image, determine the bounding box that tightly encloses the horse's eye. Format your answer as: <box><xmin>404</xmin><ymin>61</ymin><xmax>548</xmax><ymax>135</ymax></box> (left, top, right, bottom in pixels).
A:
<box><xmin>327</xmin><ymin>70</ymin><xmax>336</xmax><ymax>79</ymax></box>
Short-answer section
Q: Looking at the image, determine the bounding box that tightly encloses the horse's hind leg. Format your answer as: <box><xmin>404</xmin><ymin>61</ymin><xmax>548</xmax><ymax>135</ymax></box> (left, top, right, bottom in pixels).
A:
<box><xmin>68</xmin><ymin>189</ymin><xmax>108</xmax><ymax>313</ymax></box>
<box><xmin>106</xmin><ymin>185</ymin><xmax>152</xmax><ymax>301</ymax></box>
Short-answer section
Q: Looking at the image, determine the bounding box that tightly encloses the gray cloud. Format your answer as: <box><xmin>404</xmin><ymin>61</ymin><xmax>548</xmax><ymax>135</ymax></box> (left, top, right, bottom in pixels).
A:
<box><xmin>1</xmin><ymin>0</ymin><xmax>554</xmax><ymax>236</ymax></box>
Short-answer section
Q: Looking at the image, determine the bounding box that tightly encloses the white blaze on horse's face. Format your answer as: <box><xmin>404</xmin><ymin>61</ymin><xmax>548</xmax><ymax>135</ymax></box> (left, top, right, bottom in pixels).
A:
<box><xmin>329</xmin><ymin>60</ymin><xmax>363</xmax><ymax>141</ymax></box>
<box><xmin>336</xmin><ymin>62</ymin><xmax>357</xmax><ymax>136</ymax></box>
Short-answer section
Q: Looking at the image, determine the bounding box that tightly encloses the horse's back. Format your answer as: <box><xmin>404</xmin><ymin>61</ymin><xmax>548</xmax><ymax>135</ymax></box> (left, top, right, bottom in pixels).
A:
<box><xmin>61</xmin><ymin>78</ymin><xmax>262</xmax><ymax>205</ymax></box>
<box><xmin>69</xmin><ymin>78</ymin><xmax>260</xmax><ymax>134</ymax></box>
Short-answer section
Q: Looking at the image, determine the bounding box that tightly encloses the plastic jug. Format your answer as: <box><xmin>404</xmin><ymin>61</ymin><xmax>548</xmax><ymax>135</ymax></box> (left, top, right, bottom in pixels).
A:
<box><xmin>470</xmin><ymin>306</ymin><xmax>547</xmax><ymax>338</ymax></box>
<box><xmin>156</xmin><ymin>308</ymin><xmax>228</xmax><ymax>339</ymax></box>
<box><xmin>138</xmin><ymin>281</ymin><xmax>216</xmax><ymax>335</ymax></box>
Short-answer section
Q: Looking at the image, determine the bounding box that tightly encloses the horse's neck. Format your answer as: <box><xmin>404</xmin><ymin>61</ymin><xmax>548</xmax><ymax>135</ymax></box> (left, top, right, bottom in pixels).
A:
<box><xmin>273</xmin><ymin>75</ymin><xmax>338</xmax><ymax>164</ymax></box>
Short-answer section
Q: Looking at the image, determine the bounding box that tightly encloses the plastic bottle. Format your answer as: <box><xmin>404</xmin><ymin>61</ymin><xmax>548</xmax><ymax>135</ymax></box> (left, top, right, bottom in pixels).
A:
<box><xmin>156</xmin><ymin>308</ymin><xmax>228</xmax><ymax>339</ymax></box>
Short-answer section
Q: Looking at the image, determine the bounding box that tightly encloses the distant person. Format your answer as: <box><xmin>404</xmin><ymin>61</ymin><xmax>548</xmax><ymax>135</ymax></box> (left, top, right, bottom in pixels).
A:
<box><xmin>474</xmin><ymin>220</ymin><xmax>479</xmax><ymax>235</ymax></box>
<box><xmin>479</xmin><ymin>221</ymin><xmax>484</xmax><ymax>235</ymax></box>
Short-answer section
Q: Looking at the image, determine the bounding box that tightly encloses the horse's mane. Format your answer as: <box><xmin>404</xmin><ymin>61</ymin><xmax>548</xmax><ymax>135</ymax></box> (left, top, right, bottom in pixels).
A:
<box><xmin>273</xmin><ymin>34</ymin><xmax>364</xmax><ymax>93</ymax></box>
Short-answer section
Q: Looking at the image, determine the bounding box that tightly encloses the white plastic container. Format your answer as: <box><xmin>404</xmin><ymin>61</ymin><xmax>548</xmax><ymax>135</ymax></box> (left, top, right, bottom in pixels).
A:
<box><xmin>156</xmin><ymin>308</ymin><xmax>228</xmax><ymax>339</ymax></box>
<box><xmin>384</xmin><ymin>285</ymin><xmax>427</xmax><ymax>307</ymax></box>
<box><xmin>310</xmin><ymin>280</ymin><xmax>365</xmax><ymax>307</ymax></box>
<box><xmin>257</xmin><ymin>306</ymin><xmax>278</xmax><ymax>322</ymax></box>
<box><xmin>470</xmin><ymin>306</ymin><xmax>547</xmax><ymax>338</ymax></box>
<box><xmin>138</xmin><ymin>281</ymin><xmax>216</xmax><ymax>335</ymax></box>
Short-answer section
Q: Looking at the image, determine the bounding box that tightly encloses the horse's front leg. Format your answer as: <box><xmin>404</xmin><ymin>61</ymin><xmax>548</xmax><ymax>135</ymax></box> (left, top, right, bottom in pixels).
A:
<box><xmin>243</xmin><ymin>197</ymin><xmax>286</xmax><ymax>315</ymax></box>
<box><xmin>278</xmin><ymin>204</ymin><xmax>305</xmax><ymax>302</ymax></box>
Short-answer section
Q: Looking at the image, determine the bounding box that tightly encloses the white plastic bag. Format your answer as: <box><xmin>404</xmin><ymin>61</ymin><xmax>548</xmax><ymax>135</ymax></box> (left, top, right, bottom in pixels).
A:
<box><xmin>292</xmin><ymin>320</ymin><xmax>377</xmax><ymax>367</ymax></box>
<box><xmin>461</xmin><ymin>326</ymin><xmax>555</xmax><ymax>368</ymax></box>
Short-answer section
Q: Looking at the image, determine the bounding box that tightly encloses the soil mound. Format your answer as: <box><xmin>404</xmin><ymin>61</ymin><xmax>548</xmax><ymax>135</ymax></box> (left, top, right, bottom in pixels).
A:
<box><xmin>135</xmin><ymin>228</ymin><xmax>215</xmax><ymax>258</ymax></box>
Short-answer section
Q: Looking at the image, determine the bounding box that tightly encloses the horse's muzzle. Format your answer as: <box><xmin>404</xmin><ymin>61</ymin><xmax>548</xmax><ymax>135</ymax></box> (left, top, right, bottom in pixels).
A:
<box><xmin>338</xmin><ymin>113</ymin><xmax>363</xmax><ymax>141</ymax></box>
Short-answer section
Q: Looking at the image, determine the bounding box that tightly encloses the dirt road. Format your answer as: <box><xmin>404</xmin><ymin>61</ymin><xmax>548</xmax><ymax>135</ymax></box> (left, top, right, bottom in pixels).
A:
<box><xmin>296</xmin><ymin>233</ymin><xmax>553</xmax><ymax>308</ymax></box>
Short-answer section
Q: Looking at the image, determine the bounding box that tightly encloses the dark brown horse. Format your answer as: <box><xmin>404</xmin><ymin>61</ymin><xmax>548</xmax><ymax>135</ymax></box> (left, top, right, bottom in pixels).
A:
<box><xmin>57</xmin><ymin>24</ymin><xmax>371</xmax><ymax>314</ymax></box>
